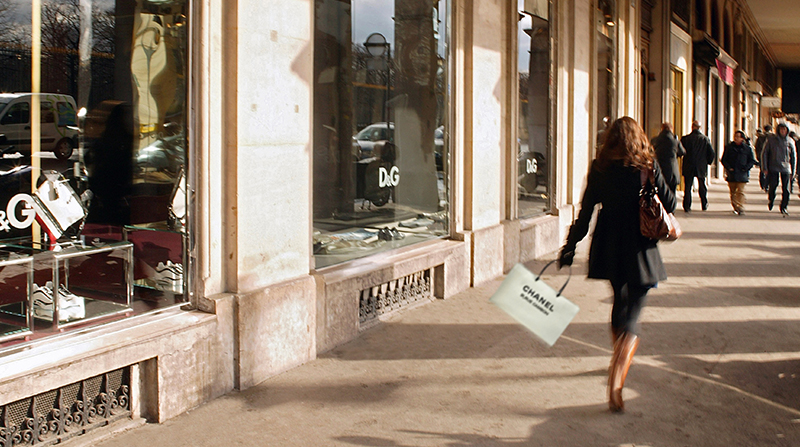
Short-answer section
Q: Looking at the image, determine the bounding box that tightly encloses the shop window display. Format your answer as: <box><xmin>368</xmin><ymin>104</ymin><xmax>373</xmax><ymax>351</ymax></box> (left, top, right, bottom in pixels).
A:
<box><xmin>0</xmin><ymin>0</ymin><xmax>188</xmax><ymax>346</ymax></box>
<box><xmin>313</xmin><ymin>0</ymin><xmax>450</xmax><ymax>268</ymax></box>
<box><xmin>517</xmin><ymin>0</ymin><xmax>552</xmax><ymax>218</ymax></box>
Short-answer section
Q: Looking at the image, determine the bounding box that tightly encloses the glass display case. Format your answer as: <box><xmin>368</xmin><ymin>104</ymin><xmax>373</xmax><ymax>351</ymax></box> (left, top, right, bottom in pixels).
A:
<box><xmin>0</xmin><ymin>240</ymin><xmax>133</xmax><ymax>330</ymax></box>
<box><xmin>0</xmin><ymin>252</ymin><xmax>33</xmax><ymax>342</ymax></box>
<box><xmin>123</xmin><ymin>224</ymin><xmax>186</xmax><ymax>298</ymax></box>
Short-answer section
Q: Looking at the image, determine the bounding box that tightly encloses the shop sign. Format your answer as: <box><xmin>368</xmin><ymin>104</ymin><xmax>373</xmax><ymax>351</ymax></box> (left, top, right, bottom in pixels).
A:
<box><xmin>378</xmin><ymin>165</ymin><xmax>400</xmax><ymax>188</ymax></box>
<box><xmin>762</xmin><ymin>96</ymin><xmax>782</xmax><ymax>109</ymax></box>
<box><xmin>526</xmin><ymin>157</ymin><xmax>538</xmax><ymax>174</ymax></box>
<box><xmin>1</xmin><ymin>194</ymin><xmax>37</xmax><ymax>231</ymax></box>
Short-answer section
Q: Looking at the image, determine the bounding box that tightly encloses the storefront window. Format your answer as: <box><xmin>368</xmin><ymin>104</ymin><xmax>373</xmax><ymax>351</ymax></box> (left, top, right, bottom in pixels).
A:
<box><xmin>596</xmin><ymin>0</ymin><xmax>616</xmax><ymax>150</ymax></box>
<box><xmin>313</xmin><ymin>0</ymin><xmax>449</xmax><ymax>268</ymax></box>
<box><xmin>517</xmin><ymin>0</ymin><xmax>552</xmax><ymax>218</ymax></box>
<box><xmin>0</xmin><ymin>0</ymin><xmax>188</xmax><ymax>346</ymax></box>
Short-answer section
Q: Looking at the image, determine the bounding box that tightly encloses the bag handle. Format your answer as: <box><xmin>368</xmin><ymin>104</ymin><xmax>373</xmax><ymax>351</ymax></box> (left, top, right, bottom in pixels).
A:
<box><xmin>536</xmin><ymin>260</ymin><xmax>572</xmax><ymax>296</ymax></box>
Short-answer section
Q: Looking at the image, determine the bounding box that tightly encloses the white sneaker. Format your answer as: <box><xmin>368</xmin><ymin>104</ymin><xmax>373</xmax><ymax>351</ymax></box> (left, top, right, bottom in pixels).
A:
<box><xmin>32</xmin><ymin>281</ymin><xmax>85</xmax><ymax>322</ymax></box>
<box><xmin>154</xmin><ymin>261</ymin><xmax>183</xmax><ymax>293</ymax></box>
<box><xmin>58</xmin><ymin>284</ymin><xmax>86</xmax><ymax>320</ymax></box>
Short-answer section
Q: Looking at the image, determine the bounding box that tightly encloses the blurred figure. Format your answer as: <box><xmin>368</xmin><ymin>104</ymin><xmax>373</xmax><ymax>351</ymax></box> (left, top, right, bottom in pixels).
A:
<box><xmin>755</xmin><ymin>124</ymin><xmax>772</xmax><ymax>191</ymax></box>
<box><xmin>762</xmin><ymin>123</ymin><xmax>796</xmax><ymax>216</ymax></box>
<box><xmin>596</xmin><ymin>116</ymin><xmax>611</xmax><ymax>148</ymax></box>
<box><xmin>721</xmin><ymin>130</ymin><xmax>756</xmax><ymax>215</ymax></box>
<box><xmin>84</xmin><ymin>101</ymin><xmax>134</xmax><ymax>226</ymax></box>
<box><xmin>755</xmin><ymin>124</ymin><xmax>772</xmax><ymax>164</ymax></box>
<box><xmin>680</xmin><ymin>121</ymin><xmax>716</xmax><ymax>211</ymax></box>
<box><xmin>651</xmin><ymin>122</ymin><xmax>685</xmax><ymax>193</ymax></box>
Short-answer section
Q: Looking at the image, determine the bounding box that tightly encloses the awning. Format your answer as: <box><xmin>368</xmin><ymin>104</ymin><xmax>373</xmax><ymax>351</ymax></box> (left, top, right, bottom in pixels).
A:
<box><xmin>716</xmin><ymin>59</ymin><xmax>735</xmax><ymax>85</ymax></box>
<box><xmin>693</xmin><ymin>35</ymin><xmax>738</xmax><ymax>86</ymax></box>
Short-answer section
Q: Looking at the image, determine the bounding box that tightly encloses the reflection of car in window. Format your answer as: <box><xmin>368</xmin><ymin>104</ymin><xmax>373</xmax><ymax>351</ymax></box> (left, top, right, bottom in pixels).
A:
<box><xmin>0</xmin><ymin>93</ymin><xmax>79</xmax><ymax>160</ymax></box>
<box><xmin>353</xmin><ymin>122</ymin><xmax>445</xmax><ymax>172</ymax></box>
<box><xmin>352</xmin><ymin>122</ymin><xmax>394</xmax><ymax>160</ymax></box>
<box><xmin>434</xmin><ymin>125</ymin><xmax>444</xmax><ymax>171</ymax></box>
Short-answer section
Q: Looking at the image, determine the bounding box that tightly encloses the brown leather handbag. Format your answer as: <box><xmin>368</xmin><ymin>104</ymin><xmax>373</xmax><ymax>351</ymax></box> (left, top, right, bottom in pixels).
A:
<box><xmin>639</xmin><ymin>169</ymin><xmax>682</xmax><ymax>241</ymax></box>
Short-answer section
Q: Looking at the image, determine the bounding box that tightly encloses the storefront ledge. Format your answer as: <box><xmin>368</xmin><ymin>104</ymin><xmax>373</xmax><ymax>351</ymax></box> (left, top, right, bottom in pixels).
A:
<box><xmin>0</xmin><ymin>306</ymin><xmax>234</xmax><ymax>418</ymax></box>
<box><xmin>315</xmin><ymin>238</ymin><xmax>468</xmax><ymax>292</ymax></box>
<box><xmin>59</xmin><ymin>417</ymin><xmax>147</xmax><ymax>447</ymax></box>
<box><xmin>313</xmin><ymin>238</ymin><xmax>470</xmax><ymax>353</ymax></box>
<box><xmin>502</xmin><ymin>220</ymin><xmax>521</xmax><ymax>272</ymax></box>
<box><xmin>518</xmin><ymin>213</ymin><xmax>564</xmax><ymax>264</ymax></box>
<box><xmin>236</xmin><ymin>275</ymin><xmax>316</xmax><ymax>390</ymax></box>
<box><xmin>466</xmin><ymin>225</ymin><xmax>505</xmax><ymax>287</ymax></box>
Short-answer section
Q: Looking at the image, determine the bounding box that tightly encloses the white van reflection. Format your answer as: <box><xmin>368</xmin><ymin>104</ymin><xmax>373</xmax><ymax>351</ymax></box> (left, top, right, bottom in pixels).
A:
<box><xmin>0</xmin><ymin>93</ymin><xmax>79</xmax><ymax>160</ymax></box>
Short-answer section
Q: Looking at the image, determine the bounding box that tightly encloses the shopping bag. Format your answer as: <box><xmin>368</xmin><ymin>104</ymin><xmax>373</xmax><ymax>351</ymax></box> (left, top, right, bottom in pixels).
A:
<box><xmin>490</xmin><ymin>262</ymin><xmax>579</xmax><ymax>347</ymax></box>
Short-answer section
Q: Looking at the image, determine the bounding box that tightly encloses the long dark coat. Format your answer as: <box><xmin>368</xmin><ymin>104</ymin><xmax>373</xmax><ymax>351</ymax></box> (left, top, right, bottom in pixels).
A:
<box><xmin>680</xmin><ymin>129</ymin><xmax>716</xmax><ymax>178</ymax></box>
<box><xmin>652</xmin><ymin>129</ymin><xmax>685</xmax><ymax>191</ymax></box>
<box><xmin>564</xmin><ymin>160</ymin><xmax>676</xmax><ymax>286</ymax></box>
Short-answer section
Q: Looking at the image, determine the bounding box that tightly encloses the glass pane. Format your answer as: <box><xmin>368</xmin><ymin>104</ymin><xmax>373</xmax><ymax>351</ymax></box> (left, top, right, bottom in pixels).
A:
<box><xmin>313</xmin><ymin>0</ymin><xmax>449</xmax><ymax>268</ymax></box>
<box><xmin>596</xmin><ymin>0</ymin><xmax>616</xmax><ymax>147</ymax></box>
<box><xmin>0</xmin><ymin>0</ymin><xmax>189</xmax><ymax>340</ymax></box>
<box><xmin>517</xmin><ymin>0</ymin><xmax>550</xmax><ymax>217</ymax></box>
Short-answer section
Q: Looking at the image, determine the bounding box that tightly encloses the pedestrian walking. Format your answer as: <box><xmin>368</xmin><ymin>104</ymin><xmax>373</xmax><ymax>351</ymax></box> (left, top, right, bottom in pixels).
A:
<box><xmin>761</xmin><ymin>123</ymin><xmax>797</xmax><ymax>215</ymax></box>
<box><xmin>557</xmin><ymin>116</ymin><xmax>675</xmax><ymax>413</ymax></box>
<box><xmin>721</xmin><ymin>130</ymin><xmax>757</xmax><ymax>215</ymax></box>
<box><xmin>755</xmin><ymin>124</ymin><xmax>772</xmax><ymax>191</ymax></box>
<box><xmin>651</xmin><ymin>122</ymin><xmax>685</xmax><ymax>193</ymax></box>
<box><xmin>680</xmin><ymin>121</ymin><xmax>716</xmax><ymax>211</ymax></box>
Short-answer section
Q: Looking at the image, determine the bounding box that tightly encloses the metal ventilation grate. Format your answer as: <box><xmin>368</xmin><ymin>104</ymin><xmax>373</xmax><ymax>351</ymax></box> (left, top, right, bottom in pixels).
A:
<box><xmin>0</xmin><ymin>367</ymin><xmax>131</xmax><ymax>446</ymax></box>
<box><xmin>359</xmin><ymin>269</ymin><xmax>433</xmax><ymax>326</ymax></box>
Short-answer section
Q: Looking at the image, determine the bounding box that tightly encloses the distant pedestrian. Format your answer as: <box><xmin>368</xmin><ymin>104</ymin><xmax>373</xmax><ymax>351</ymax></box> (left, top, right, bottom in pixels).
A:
<box><xmin>721</xmin><ymin>130</ymin><xmax>757</xmax><ymax>215</ymax></box>
<box><xmin>651</xmin><ymin>122</ymin><xmax>685</xmax><ymax>193</ymax></box>
<box><xmin>558</xmin><ymin>116</ymin><xmax>675</xmax><ymax>413</ymax></box>
<box><xmin>761</xmin><ymin>123</ymin><xmax>797</xmax><ymax>216</ymax></box>
<box><xmin>755</xmin><ymin>124</ymin><xmax>772</xmax><ymax>164</ymax></box>
<box><xmin>680</xmin><ymin>121</ymin><xmax>716</xmax><ymax>211</ymax></box>
<box><xmin>755</xmin><ymin>124</ymin><xmax>773</xmax><ymax>191</ymax></box>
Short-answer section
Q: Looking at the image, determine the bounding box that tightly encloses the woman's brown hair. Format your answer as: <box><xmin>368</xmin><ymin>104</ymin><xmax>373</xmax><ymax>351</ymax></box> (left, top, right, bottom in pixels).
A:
<box><xmin>596</xmin><ymin>116</ymin><xmax>654</xmax><ymax>170</ymax></box>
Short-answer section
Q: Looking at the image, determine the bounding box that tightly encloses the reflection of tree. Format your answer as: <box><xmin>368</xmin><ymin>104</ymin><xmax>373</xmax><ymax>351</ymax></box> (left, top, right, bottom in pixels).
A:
<box><xmin>31</xmin><ymin>0</ymin><xmax>116</xmax><ymax>101</ymax></box>
<box><xmin>41</xmin><ymin>0</ymin><xmax>81</xmax><ymax>93</ymax></box>
<box><xmin>0</xmin><ymin>0</ymin><xmax>17</xmax><ymax>43</ymax></box>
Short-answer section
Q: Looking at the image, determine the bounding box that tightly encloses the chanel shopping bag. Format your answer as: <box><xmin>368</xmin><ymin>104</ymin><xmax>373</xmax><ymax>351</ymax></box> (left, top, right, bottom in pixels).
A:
<box><xmin>490</xmin><ymin>262</ymin><xmax>579</xmax><ymax>347</ymax></box>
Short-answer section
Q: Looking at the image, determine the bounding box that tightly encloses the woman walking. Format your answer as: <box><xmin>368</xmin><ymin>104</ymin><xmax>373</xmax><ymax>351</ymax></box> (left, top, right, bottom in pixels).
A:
<box><xmin>721</xmin><ymin>130</ymin><xmax>757</xmax><ymax>215</ymax></box>
<box><xmin>557</xmin><ymin>116</ymin><xmax>676</xmax><ymax>412</ymax></box>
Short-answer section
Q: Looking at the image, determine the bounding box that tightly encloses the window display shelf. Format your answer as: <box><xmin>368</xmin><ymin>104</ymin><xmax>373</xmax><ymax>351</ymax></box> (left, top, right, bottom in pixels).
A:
<box><xmin>0</xmin><ymin>240</ymin><xmax>134</xmax><ymax>330</ymax></box>
<box><xmin>0</xmin><ymin>253</ymin><xmax>33</xmax><ymax>343</ymax></box>
<box><xmin>123</xmin><ymin>224</ymin><xmax>186</xmax><ymax>297</ymax></box>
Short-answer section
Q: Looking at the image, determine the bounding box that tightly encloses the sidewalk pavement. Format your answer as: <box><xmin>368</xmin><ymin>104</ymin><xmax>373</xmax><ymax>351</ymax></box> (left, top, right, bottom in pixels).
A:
<box><xmin>95</xmin><ymin>179</ymin><xmax>800</xmax><ymax>447</ymax></box>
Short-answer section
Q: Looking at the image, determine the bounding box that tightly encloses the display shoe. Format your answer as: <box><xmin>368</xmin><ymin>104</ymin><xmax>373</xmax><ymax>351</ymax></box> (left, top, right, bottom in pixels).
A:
<box><xmin>154</xmin><ymin>261</ymin><xmax>184</xmax><ymax>293</ymax></box>
<box><xmin>32</xmin><ymin>282</ymin><xmax>56</xmax><ymax>321</ymax></box>
<box><xmin>32</xmin><ymin>282</ymin><xmax>85</xmax><ymax>322</ymax></box>
<box><xmin>58</xmin><ymin>284</ymin><xmax>86</xmax><ymax>320</ymax></box>
<box><xmin>377</xmin><ymin>227</ymin><xmax>405</xmax><ymax>241</ymax></box>
<box><xmin>608</xmin><ymin>332</ymin><xmax>640</xmax><ymax>413</ymax></box>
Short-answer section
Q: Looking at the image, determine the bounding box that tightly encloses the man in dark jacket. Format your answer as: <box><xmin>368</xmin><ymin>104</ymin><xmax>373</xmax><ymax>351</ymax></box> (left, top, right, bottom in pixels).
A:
<box><xmin>680</xmin><ymin>121</ymin><xmax>716</xmax><ymax>212</ymax></box>
<box><xmin>651</xmin><ymin>122</ymin><xmax>685</xmax><ymax>193</ymax></box>
<box><xmin>762</xmin><ymin>122</ymin><xmax>797</xmax><ymax>215</ymax></box>
<box><xmin>721</xmin><ymin>130</ymin><xmax>757</xmax><ymax>215</ymax></box>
